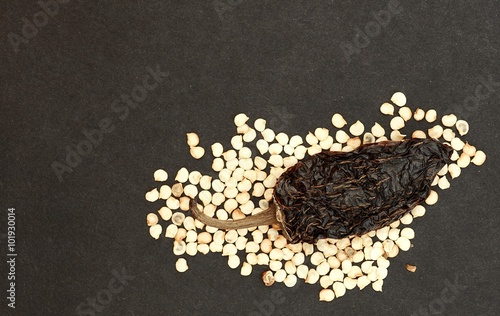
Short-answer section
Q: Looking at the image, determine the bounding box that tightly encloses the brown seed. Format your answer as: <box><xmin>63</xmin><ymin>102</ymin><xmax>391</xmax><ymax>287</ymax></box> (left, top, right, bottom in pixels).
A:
<box><xmin>262</xmin><ymin>270</ymin><xmax>275</xmax><ymax>286</ymax></box>
<box><xmin>406</xmin><ymin>263</ymin><xmax>417</xmax><ymax>273</ymax></box>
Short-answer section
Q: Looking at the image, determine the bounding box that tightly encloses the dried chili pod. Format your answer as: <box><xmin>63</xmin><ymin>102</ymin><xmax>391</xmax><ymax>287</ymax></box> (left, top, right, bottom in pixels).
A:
<box><xmin>190</xmin><ymin>138</ymin><xmax>452</xmax><ymax>244</ymax></box>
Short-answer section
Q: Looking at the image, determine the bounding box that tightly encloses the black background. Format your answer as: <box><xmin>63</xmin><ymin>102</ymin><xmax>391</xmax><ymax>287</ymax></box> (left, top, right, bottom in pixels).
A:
<box><xmin>1</xmin><ymin>1</ymin><xmax>500</xmax><ymax>315</ymax></box>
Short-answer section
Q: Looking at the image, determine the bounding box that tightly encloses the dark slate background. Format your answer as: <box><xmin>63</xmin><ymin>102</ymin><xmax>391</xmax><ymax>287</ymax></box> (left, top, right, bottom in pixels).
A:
<box><xmin>1</xmin><ymin>1</ymin><xmax>500</xmax><ymax>315</ymax></box>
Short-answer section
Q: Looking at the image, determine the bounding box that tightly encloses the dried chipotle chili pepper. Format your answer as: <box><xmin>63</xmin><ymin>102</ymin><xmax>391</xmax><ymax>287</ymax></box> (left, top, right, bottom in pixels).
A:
<box><xmin>190</xmin><ymin>138</ymin><xmax>452</xmax><ymax>244</ymax></box>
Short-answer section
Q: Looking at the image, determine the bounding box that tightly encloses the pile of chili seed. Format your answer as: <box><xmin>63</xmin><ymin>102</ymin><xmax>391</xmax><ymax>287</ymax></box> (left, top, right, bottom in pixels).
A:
<box><xmin>144</xmin><ymin>92</ymin><xmax>486</xmax><ymax>301</ymax></box>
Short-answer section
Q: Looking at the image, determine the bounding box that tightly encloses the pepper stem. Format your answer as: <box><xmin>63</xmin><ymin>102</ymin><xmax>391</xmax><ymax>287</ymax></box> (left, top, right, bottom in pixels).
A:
<box><xmin>189</xmin><ymin>199</ymin><xmax>279</xmax><ymax>229</ymax></box>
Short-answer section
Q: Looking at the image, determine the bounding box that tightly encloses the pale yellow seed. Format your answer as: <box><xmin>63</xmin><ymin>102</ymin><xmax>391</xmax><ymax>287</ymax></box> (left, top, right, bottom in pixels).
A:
<box><xmin>411</xmin><ymin>205</ymin><xmax>426</xmax><ymax>217</ymax></box>
<box><xmin>412</xmin><ymin>130</ymin><xmax>426</xmax><ymax>139</ymax></box>
<box><xmin>190</xmin><ymin>146</ymin><xmax>205</xmax><ymax>159</ymax></box>
<box><xmin>252</xmin><ymin>158</ymin><xmax>266</xmax><ymax>171</ymax></box>
<box><xmin>441</xmin><ymin>114</ymin><xmax>458</xmax><ymax>127</ymax></box>
<box><xmin>183</xmin><ymin>184</ymin><xmax>198</xmax><ymax>199</ymax></box>
<box><xmin>363</xmin><ymin>133</ymin><xmax>375</xmax><ymax>144</ymax></box>
<box><xmin>428</xmin><ymin>125</ymin><xmax>444</xmax><ymax>139</ymax></box>
<box><xmin>330</xmin><ymin>143</ymin><xmax>342</xmax><ymax>152</ymax></box>
<box><xmin>398</xmin><ymin>107</ymin><xmax>412</xmax><ymax>121</ymax></box>
<box><xmin>175</xmin><ymin>258</ymin><xmax>188</xmax><ymax>272</ymax></box>
<box><xmin>320</xmin><ymin>275</ymin><xmax>334</xmax><ymax>289</ymax></box>
<box><xmin>371</xmin><ymin>123</ymin><xmax>385</xmax><ymax>138</ymax></box>
<box><xmin>331</xmin><ymin>113</ymin><xmax>347</xmax><ymax>128</ymax></box>
<box><xmin>158</xmin><ymin>207</ymin><xmax>172</xmax><ymax>221</ymax></box>
<box><xmin>388</xmin><ymin>228</ymin><xmax>400</xmax><ymax>241</ymax></box>
<box><xmin>451</xmin><ymin>137</ymin><xmax>465</xmax><ymax>151</ymax></box>
<box><xmin>462</xmin><ymin>143</ymin><xmax>476</xmax><ymax>157</ymax></box>
<box><xmin>159</xmin><ymin>185</ymin><xmax>171</xmax><ymax>200</ymax></box>
<box><xmin>296</xmin><ymin>265</ymin><xmax>309</xmax><ymax>279</ymax></box>
<box><xmin>443</xmin><ymin>128</ymin><xmax>456</xmax><ymax>142</ymax></box>
<box><xmin>197</xmin><ymin>244</ymin><xmax>210</xmax><ymax>254</ymax></box>
<box><xmin>390</xmin><ymin>116</ymin><xmax>405</xmax><ymax>130</ymax></box>
<box><xmin>149</xmin><ymin>224</ymin><xmax>162</xmax><ymax>239</ymax></box>
<box><xmin>471</xmin><ymin>150</ymin><xmax>486</xmax><ymax>166</ymax></box>
<box><xmin>425</xmin><ymin>190</ymin><xmax>438</xmax><ymax>205</ymax></box>
<box><xmin>349</xmin><ymin>121</ymin><xmax>365</xmax><ymax>136</ymax></box>
<box><xmin>211</xmin><ymin>142</ymin><xmax>223</xmax><ymax>157</ymax></box>
<box><xmin>346</xmin><ymin>137</ymin><xmax>361</xmax><ymax>149</ymax></box>
<box><xmin>400</xmin><ymin>227</ymin><xmax>415</xmax><ymax>239</ymax></box>
<box><xmin>333</xmin><ymin>282</ymin><xmax>346</xmax><ymax>298</ymax></box>
<box><xmin>344</xmin><ymin>277</ymin><xmax>357</xmax><ymax>290</ymax></box>
<box><xmin>380</xmin><ymin>102</ymin><xmax>394</xmax><ymax>115</ymax></box>
<box><xmin>294</xmin><ymin>145</ymin><xmax>307</xmax><ymax>160</ymax></box>
<box><xmin>414</xmin><ymin>108</ymin><xmax>425</xmax><ymax>121</ymax></box>
<box><xmin>237</xmin><ymin>123</ymin><xmax>250</xmax><ymax>134</ymax></box>
<box><xmin>400</xmin><ymin>213</ymin><xmax>413</xmax><ymax>225</ymax></box>
<box><xmin>231</xmin><ymin>135</ymin><xmax>243</xmax><ymax>150</ymax></box>
<box><xmin>268</xmin><ymin>143</ymin><xmax>283</xmax><ymax>155</ymax></box>
<box><xmin>254</xmin><ymin>118</ymin><xmax>266</xmax><ymax>132</ymax></box>
<box><xmin>311</xmin><ymin>252</ymin><xmax>325</xmax><ymax>265</ymax></box>
<box><xmin>269</xmin><ymin>260</ymin><xmax>282</xmax><ymax>271</ymax></box>
<box><xmin>284</xmin><ymin>274</ymin><xmax>298</xmax><ymax>288</ymax></box>
<box><xmin>376</xmin><ymin>226</ymin><xmax>389</xmax><ymax>241</ymax></box>
<box><xmin>238</xmin><ymin>262</ymin><xmax>252</xmax><ymax>276</ymax></box>
<box><xmin>305</xmin><ymin>132</ymin><xmax>318</xmax><ymax>145</ymax></box>
<box><xmin>341</xmin><ymin>145</ymin><xmax>353</xmax><ymax>152</ymax></box>
<box><xmin>357</xmin><ymin>275</ymin><xmax>371</xmax><ymax>290</ymax></box>
<box><xmin>262</xmin><ymin>128</ymin><xmax>276</xmax><ymax>142</ymax></box>
<box><xmin>234</xmin><ymin>113</ymin><xmax>249</xmax><ymax>127</ymax></box>
<box><xmin>391</xmin><ymin>91</ymin><xmax>406</xmax><ymax>106</ymax></box>
<box><xmin>348</xmin><ymin>266</ymin><xmax>363</xmax><ymax>279</ymax></box>
<box><xmin>455</xmin><ymin>120</ymin><xmax>469</xmax><ymax>136</ymax></box>
<box><xmin>243</xmin><ymin>129</ymin><xmax>257</xmax><ymax>142</ymax></box>
<box><xmin>376</xmin><ymin>267</ymin><xmax>388</xmax><ymax>280</ymax></box>
<box><xmin>183</xmin><ymin>217</ymin><xmax>196</xmax><ymax>231</ymax></box>
<box><xmin>390</xmin><ymin>130</ymin><xmax>406</xmax><ymax>141</ymax></box>
<box><xmin>289</xmin><ymin>135</ymin><xmax>303</xmax><ymax>147</ymax></box>
<box><xmin>173</xmin><ymin>240</ymin><xmax>186</xmax><ymax>255</ymax></box>
<box><xmin>246</xmin><ymin>241</ymin><xmax>260</xmax><ymax>253</ymax></box>
<box><xmin>319</xmin><ymin>289</ymin><xmax>335</xmax><ymax>302</ymax></box>
<box><xmin>165</xmin><ymin>224</ymin><xmax>178</xmax><ymax>238</ymax></box>
<box><xmin>308</xmin><ymin>144</ymin><xmax>322</xmax><ymax>156</ymax></box>
<box><xmin>426</xmin><ymin>191</ymin><xmax>438</xmax><ymax>206</ymax></box>
<box><xmin>175</xmin><ymin>167</ymin><xmax>189</xmax><ymax>183</ymax></box>
<box><xmin>268</xmin><ymin>155</ymin><xmax>283</xmax><ymax>167</ymax></box>
<box><xmin>305</xmin><ymin>269</ymin><xmax>320</xmax><ymax>284</ymax></box>
<box><xmin>146</xmin><ymin>213</ymin><xmax>159</xmax><ymax>226</ymax></box>
<box><xmin>457</xmin><ymin>153</ymin><xmax>471</xmax><ymax>168</ymax></box>
<box><xmin>396</xmin><ymin>236</ymin><xmax>411</xmax><ymax>251</ymax></box>
<box><xmin>186</xmin><ymin>132</ymin><xmax>199</xmax><ymax>147</ymax></box>
<box><xmin>228</xmin><ymin>255</ymin><xmax>240</xmax><ymax>269</ymax></box>
<box><xmin>335</xmin><ymin>130</ymin><xmax>349</xmax><ymax>143</ymax></box>
<box><xmin>145</xmin><ymin>188</ymin><xmax>159</xmax><ymax>202</ymax></box>
<box><xmin>425</xmin><ymin>109</ymin><xmax>437</xmax><ymax>122</ymax></box>
<box><xmin>314</xmin><ymin>128</ymin><xmax>329</xmax><ymax>141</ymax></box>
<box><xmin>320</xmin><ymin>136</ymin><xmax>334</xmax><ymax>150</ymax></box>
<box><xmin>154</xmin><ymin>169</ymin><xmax>168</xmax><ymax>182</ymax></box>
<box><xmin>437</xmin><ymin>165</ymin><xmax>448</xmax><ymax>176</ymax></box>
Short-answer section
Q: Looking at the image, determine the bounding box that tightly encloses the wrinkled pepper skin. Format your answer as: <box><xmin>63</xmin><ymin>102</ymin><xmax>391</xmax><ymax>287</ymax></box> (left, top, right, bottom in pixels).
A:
<box><xmin>274</xmin><ymin>138</ymin><xmax>453</xmax><ymax>243</ymax></box>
